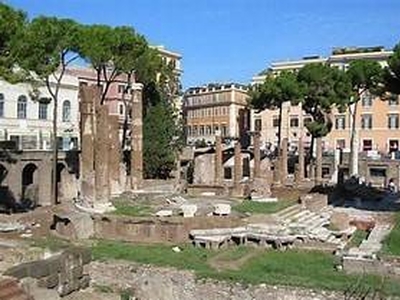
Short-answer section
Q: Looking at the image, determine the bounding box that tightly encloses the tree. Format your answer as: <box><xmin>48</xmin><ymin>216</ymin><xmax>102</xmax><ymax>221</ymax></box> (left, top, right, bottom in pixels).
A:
<box><xmin>79</xmin><ymin>24</ymin><xmax>147</xmax><ymax>103</ymax></box>
<box><xmin>250</xmin><ymin>71</ymin><xmax>301</xmax><ymax>154</ymax></box>
<box><xmin>13</xmin><ymin>16</ymin><xmax>81</xmax><ymax>204</ymax></box>
<box><xmin>297</xmin><ymin>63</ymin><xmax>351</xmax><ymax>157</ymax></box>
<box><xmin>143</xmin><ymin>99</ymin><xmax>179</xmax><ymax>178</ymax></box>
<box><xmin>0</xmin><ymin>3</ymin><xmax>26</xmax><ymax>82</ymax></box>
<box><xmin>382</xmin><ymin>42</ymin><xmax>400</xmax><ymax>95</ymax></box>
<box><xmin>346</xmin><ymin>60</ymin><xmax>383</xmax><ymax>175</ymax></box>
<box><xmin>134</xmin><ymin>47</ymin><xmax>183</xmax><ymax>179</ymax></box>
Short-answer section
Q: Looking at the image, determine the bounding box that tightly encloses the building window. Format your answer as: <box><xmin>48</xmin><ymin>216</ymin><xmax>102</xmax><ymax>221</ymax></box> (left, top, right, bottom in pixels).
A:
<box><xmin>272</xmin><ymin>117</ymin><xmax>279</xmax><ymax>127</ymax></box>
<box><xmin>62</xmin><ymin>100</ymin><xmax>71</xmax><ymax>122</ymax></box>
<box><xmin>192</xmin><ymin>125</ymin><xmax>198</xmax><ymax>136</ymax></box>
<box><xmin>187</xmin><ymin>126</ymin><xmax>192</xmax><ymax>136</ymax></box>
<box><xmin>213</xmin><ymin>125</ymin><xmax>219</xmax><ymax>134</ymax></box>
<box><xmin>199</xmin><ymin>125</ymin><xmax>204</xmax><ymax>135</ymax></box>
<box><xmin>335</xmin><ymin>115</ymin><xmax>346</xmax><ymax>129</ymax></box>
<box><xmin>336</xmin><ymin>139</ymin><xmax>346</xmax><ymax>149</ymax></box>
<box><xmin>361</xmin><ymin>114</ymin><xmax>373</xmax><ymax>129</ymax></box>
<box><xmin>119</xmin><ymin>104</ymin><xmax>124</xmax><ymax>115</ymax></box>
<box><xmin>388</xmin><ymin>113</ymin><xmax>399</xmax><ymax>129</ymax></box>
<box><xmin>290</xmin><ymin>117</ymin><xmax>299</xmax><ymax>127</ymax></box>
<box><xmin>254</xmin><ymin>119</ymin><xmax>262</xmax><ymax>132</ymax></box>
<box><xmin>0</xmin><ymin>93</ymin><xmax>4</xmax><ymax>118</ymax></box>
<box><xmin>362</xmin><ymin>139</ymin><xmax>373</xmax><ymax>151</ymax></box>
<box><xmin>361</xmin><ymin>92</ymin><xmax>373</xmax><ymax>107</ymax></box>
<box><xmin>389</xmin><ymin>139</ymin><xmax>399</xmax><ymax>153</ymax></box>
<box><xmin>206</xmin><ymin>125</ymin><xmax>212</xmax><ymax>135</ymax></box>
<box><xmin>222</xmin><ymin>124</ymin><xmax>228</xmax><ymax>137</ymax></box>
<box><xmin>38</xmin><ymin>101</ymin><xmax>48</xmax><ymax>120</ymax></box>
<box><xmin>118</xmin><ymin>84</ymin><xmax>126</xmax><ymax>94</ymax></box>
<box><xmin>17</xmin><ymin>95</ymin><xmax>27</xmax><ymax>119</ymax></box>
<box><xmin>389</xmin><ymin>94</ymin><xmax>399</xmax><ymax>106</ymax></box>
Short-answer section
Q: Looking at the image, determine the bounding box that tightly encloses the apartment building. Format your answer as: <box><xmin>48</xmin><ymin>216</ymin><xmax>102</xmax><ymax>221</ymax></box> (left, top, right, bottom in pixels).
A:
<box><xmin>183</xmin><ymin>83</ymin><xmax>250</xmax><ymax>145</ymax></box>
<box><xmin>251</xmin><ymin>46</ymin><xmax>395</xmax><ymax>154</ymax></box>
<box><xmin>0</xmin><ymin>74</ymin><xmax>79</xmax><ymax>151</ymax></box>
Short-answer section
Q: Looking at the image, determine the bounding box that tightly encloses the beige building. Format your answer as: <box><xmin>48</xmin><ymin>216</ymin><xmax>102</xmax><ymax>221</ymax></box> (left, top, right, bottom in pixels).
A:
<box><xmin>183</xmin><ymin>83</ymin><xmax>250</xmax><ymax>145</ymax></box>
<box><xmin>251</xmin><ymin>46</ymin><xmax>396</xmax><ymax>154</ymax></box>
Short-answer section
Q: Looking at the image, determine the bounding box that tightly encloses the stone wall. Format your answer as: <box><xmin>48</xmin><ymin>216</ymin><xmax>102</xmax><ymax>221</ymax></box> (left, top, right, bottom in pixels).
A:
<box><xmin>92</xmin><ymin>215</ymin><xmax>243</xmax><ymax>244</ymax></box>
<box><xmin>193</xmin><ymin>154</ymin><xmax>215</xmax><ymax>185</ymax></box>
<box><xmin>4</xmin><ymin>248</ymin><xmax>91</xmax><ymax>297</ymax></box>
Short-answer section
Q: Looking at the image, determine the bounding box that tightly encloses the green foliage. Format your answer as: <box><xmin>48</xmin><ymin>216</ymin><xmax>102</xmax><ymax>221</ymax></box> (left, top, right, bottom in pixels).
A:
<box><xmin>112</xmin><ymin>203</ymin><xmax>154</xmax><ymax>217</ymax></box>
<box><xmin>297</xmin><ymin>63</ymin><xmax>352</xmax><ymax>138</ymax></box>
<box><xmin>382</xmin><ymin>213</ymin><xmax>400</xmax><ymax>256</ymax></box>
<box><xmin>347</xmin><ymin>59</ymin><xmax>383</xmax><ymax>97</ymax></box>
<box><xmin>14</xmin><ymin>16</ymin><xmax>80</xmax><ymax>84</ymax></box>
<box><xmin>382</xmin><ymin>43</ymin><xmax>400</xmax><ymax>95</ymax></box>
<box><xmin>233</xmin><ymin>199</ymin><xmax>295</xmax><ymax>214</ymax></box>
<box><xmin>79</xmin><ymin>24</ymin><xmax>148</xmax><ymax>102</ymax></box>
<box><xmin>0</xmin><ymin>3</ymin><xmax>27</xmax><ymax>82</ymax></box>
<box><xmin>250</xmin><ymin>71</ymin><xmax>301</xmax><ymax>111</ymax></box>
<box><xmin>346</xmin><ymin>230</ymin><xmax>369</xmax><ymax>249</ymax></box>
<box><xmin>92</xmin><ymin>241</ymin><xmax>400</xmax><ymax>296</ymax></box>
<box><xmin>143</xmin><ymin>99</ymin><xmax>179</xmax><ymax>179</ymax></box>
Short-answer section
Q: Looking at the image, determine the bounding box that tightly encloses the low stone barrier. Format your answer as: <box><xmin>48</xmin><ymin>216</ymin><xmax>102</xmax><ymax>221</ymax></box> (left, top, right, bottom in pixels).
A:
<box><xmin>92</xmin><ymin>215</ymin><xmax>244</xmax><ymax>244</ymax></box>
<box><xmin>4</xmin><ymin>247</ymin><xmax>91</xmax><ymax>297</ymax></box>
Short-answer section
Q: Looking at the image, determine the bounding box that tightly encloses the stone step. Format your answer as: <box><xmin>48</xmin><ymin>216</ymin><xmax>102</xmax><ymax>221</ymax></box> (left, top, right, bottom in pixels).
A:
<box><xmin>296</xmin><ymin>211</ymin><xmax>319</xmax><ymax>224</ymax></box>
<box><xmin>275</xmin><ymin>205</ymin><xmax>302</xmax><ymax>220</ymax></box>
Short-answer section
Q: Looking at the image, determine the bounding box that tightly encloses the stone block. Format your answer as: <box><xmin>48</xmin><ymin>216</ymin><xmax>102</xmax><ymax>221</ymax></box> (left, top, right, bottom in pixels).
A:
<box><xmin>214</xmin><ymin>204</ymin><xmax>231</xmax><ymax>216</ymax></box>
<box><xmin>180</xmin><ymin>204</ymin><xmax>197</xmax><ymax>218</ymax></box>
<box><xmin>37</xmin><ymin>273</ymin><xmax>59</xmax><ymax>289</ymax></box>
<box><xmin>299</xmin><ymin>193</ymin><xmax>328</xmax><ymax>212</ymax></box>
<box><xmin>155</xmin><ymin>210</ymin><xmax>173</xmax><ymax>217</ymax></box>
<box><xmin>251</xmin><ymin>197</ymin><xmax>278</xmax><ymax>203</ymax></box>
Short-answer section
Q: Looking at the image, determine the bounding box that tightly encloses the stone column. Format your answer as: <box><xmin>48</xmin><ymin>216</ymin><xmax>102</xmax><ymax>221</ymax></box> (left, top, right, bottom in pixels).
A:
<box><xmin>131</xmin><ymin>84</ymin><xmax>144</xmax><ymax>190</ymax></box>
<box><xmin>253</xmin><ymin>132</ymin><xmax>261</xmax><ymax>179</ymax></box>
<box><xmin>298</xmin><ymin>137</ymin><xmax>305</xmax><ymax>183</ymax></box>
<box><xmin>79</xmin><ymin>86</ymin><xmax>96</xmax><ymax>204</ymax></box>
<box><xmin>94</xmin><ymin>89</ymin><xmax>110</xmax><ymax>204</ymax></box>
<box><xmin>234</xmin><ymin>140</ymin><xmax>242</xmax><ymax>188</ymax></box>
<box><xmin>315</xmin><ymin>137</ymin><xmax>322</xmax><ymax>185</ymax></box>
<box><xmin>214</xmin><ymin>131</ymin><xmax>223</xmax><ymax>185</ymax></box>
<box><xmin>330</xmin><ymin>148</ymin><xmax>340</xmax><ymax>184</ymax></box>
<box><xmin>280</xmin><ymin>138</ymin><xmax>288</xmax><ymax>184</ymax></box>
<box><xmin>108</xmin><ymin>115</ymin><xmax>121</xmax><ymax>195</ymax></box>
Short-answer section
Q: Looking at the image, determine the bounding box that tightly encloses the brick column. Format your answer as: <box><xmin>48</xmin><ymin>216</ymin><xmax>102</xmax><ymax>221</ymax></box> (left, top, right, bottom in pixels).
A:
<box><xmin>253</xmin><ymin>132</ymin><xmax>261</xmax><ymax>179</ymax></box>
<box><xmin>280</xmin><ymin>138</ymin><xmax>288</xmax><ymax>184</ymax></box>
<box><xmin>215</xmin><ymin>132</ymin><xmax>223</xmax><ymax>185</ymax></box>
<box><xmin>108</xmin><ymin>115</ymin><xmax>121</xmax><ymax>195</ymax></box>
<box><xmin>234</xmin><ymin>141</ymin><xmax>242</xmax><ymax>188</ymax></box>
<box><xmin>94</xmin><ymin>89</ymin><xmax>110</xmax><ymax>203</ymax></box>
<box><xmin>298</xmin><ymin>137</ymin><xmax>305</xmax><ymax>182</ymax></box>
<box><xmin>315</xmin><ymin>137</ymin><xmax>322</xmax><ymax>185</ymax></box>
<box><xmin>131</xmin><ymin>84</ymin><xmax>143</xmax><ymax>190</ymax></box>
<box><xmin>79</xmin><ymin>86</ymin><xmax>96</xmax><ymax>204</ymax></box>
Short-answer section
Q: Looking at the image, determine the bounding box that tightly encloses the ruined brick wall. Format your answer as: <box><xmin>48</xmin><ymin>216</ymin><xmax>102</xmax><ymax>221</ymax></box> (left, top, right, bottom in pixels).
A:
<box><xmin>92</xmin><ymin>215</ymin><xmax>244</xmax><ymax>244</ymax></box>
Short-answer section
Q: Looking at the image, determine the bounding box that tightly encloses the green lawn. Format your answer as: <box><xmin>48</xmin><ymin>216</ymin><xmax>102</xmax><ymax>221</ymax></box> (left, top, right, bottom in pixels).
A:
<box><xmin>92</xmin><ymin>240</ymin><xmax>400</xmax><ymax>296</ymax></box>
<box><xmin>112</xmin><ymin>203</ymin><xmax>154</xmax><ymax>217</ymax></box>
<box><xmin>346</xmin><ymin>230</ymin><xmax>369</xmax><ymax>249</ymax></box>
<box><xmin>382</xmin><ymin>213</ymin><xmax>400</xmax><ymax>256</ymax></box>
<box><xmin>233</xmin><ymin>199</ymin><xmax>294</xmax><ymax>215</ymax></box>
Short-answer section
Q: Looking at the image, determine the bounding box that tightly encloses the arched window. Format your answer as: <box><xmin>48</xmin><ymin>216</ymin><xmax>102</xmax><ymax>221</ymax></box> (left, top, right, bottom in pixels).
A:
<box><xmin>17</xmin><ymin>95</ymin><xmax>27</xmax><ymax>119</ymax></box>
<box><xmin>0</xmin><ymin>93</ymin><xmax>4</xmax><ymax>117</ymax></box>
<box><xmin>62</xmin><ymin>100</ymin><xmax>71</xmax><ymax>122</ymax></box>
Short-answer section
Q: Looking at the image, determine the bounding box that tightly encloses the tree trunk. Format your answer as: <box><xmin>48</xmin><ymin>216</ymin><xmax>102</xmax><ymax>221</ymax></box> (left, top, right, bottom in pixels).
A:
<box><xmin>349</xmin><ymin>100</ymin><xmax>359</xmax><ymax>176</ymax></box>
<box><xmin>51</xmin><ymin>96</ymin><xmax>58</xmax><ymax>205</ymax></box>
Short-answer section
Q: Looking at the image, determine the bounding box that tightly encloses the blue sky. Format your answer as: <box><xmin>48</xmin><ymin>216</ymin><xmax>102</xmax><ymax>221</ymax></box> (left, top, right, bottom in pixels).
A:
<box><xmin>5</xmin><ymin>0</ymin><xmax>400</xmax><ymax>88</ymax></box>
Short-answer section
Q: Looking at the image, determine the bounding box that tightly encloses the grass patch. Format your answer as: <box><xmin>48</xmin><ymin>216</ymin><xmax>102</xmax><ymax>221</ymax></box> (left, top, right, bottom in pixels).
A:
<box><xmin>31</xmin><ymin>236</ymin><xmax>71</xmax><ymax>251</ymax></box>
<box><xmin>346</xmin><ymin>230</ymin><xmax>369</xmax><ymax>249</ymax></box>
<box><xmin>93</xmin><ymin>284</ymin><xmax>113</xmax><ymax>293</ymax></box>
<box><xmin>382</xmin><ymin>213</ymin><xmax>400</xmax><ymax>256</ymax></box>
<box><xmin>112</xmin><ymin>203</ymin><xmax>154</xmax><ymax>217</ymax></box>
<box><xmin>91</xmin><ymin>240</ymin><xmax>400</xmax><ymax>296</ymax></box>
<box><xmin>233</xmin><ymin>199</ymin><xmax>294</xmax><ymax>215</ymax></box>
